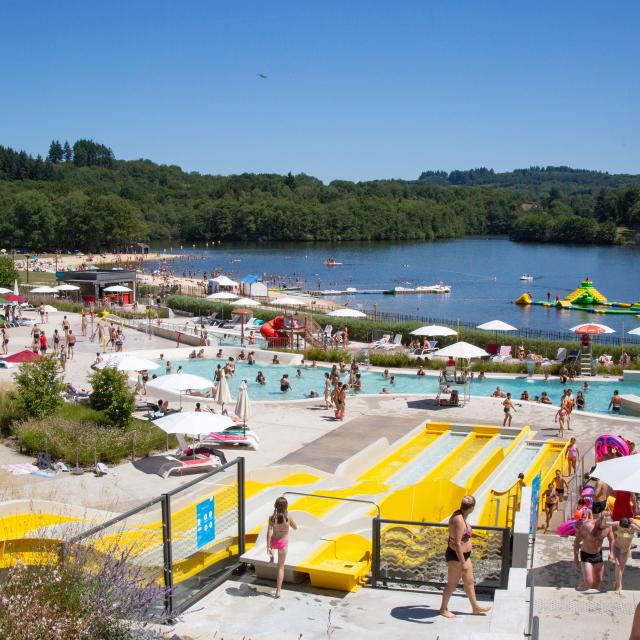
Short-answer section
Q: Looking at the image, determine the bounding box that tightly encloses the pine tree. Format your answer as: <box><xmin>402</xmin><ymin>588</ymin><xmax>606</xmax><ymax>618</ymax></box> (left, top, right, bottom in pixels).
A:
<box><xmin>47</xmin><ymin>140</ymin><xmax>63</xmax><ymax>163</ymax></box>
<box><xmin>63</xmin><ymin>141</ymin><xmax>73</xmax><ymax>162</ymax></box>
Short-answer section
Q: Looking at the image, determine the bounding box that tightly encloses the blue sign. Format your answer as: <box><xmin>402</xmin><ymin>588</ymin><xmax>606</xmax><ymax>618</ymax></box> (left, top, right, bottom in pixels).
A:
<box><xmin>196</xmin><ymin>497</ymin><xmax>215</xmax><ymax>549</ymax></box>
<box><xmin>530</xmin><ymin>473</ymin><xmax>541</xmax><ymax>536</ymax></box>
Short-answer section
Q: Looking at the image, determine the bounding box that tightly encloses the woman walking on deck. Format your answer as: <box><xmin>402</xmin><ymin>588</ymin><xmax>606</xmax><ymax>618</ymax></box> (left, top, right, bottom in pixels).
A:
<box><xmin>440</xmin><ymin>495</ymin><xmax>491</xmax><ymax>618</ymax></box>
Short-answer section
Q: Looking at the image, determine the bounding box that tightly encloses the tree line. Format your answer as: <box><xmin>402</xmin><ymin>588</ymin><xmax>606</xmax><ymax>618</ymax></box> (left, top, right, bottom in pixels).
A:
<box><xmin>0</xmin><ymin>140</ymin><xmax>638</xmax><ymax>251</ymax></box>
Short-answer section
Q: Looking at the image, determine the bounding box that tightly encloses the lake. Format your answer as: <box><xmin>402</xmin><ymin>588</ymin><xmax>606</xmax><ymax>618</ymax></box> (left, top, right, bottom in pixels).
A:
<box><xmin>147</xmin><ymin>238</ymin><xmax>640</xmax><ymax>335</ymax></box>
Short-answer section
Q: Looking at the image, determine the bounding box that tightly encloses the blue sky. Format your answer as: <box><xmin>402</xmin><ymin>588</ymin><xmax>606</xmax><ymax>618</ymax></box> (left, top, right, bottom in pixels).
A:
<box><xmin>1</xmin><ymin>1</ymin><xmax>638</xmax><ymax>182</ymax></box>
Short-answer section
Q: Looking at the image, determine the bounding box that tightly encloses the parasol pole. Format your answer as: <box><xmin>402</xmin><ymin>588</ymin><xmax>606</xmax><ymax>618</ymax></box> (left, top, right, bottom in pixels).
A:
<box><xmin>621</xmin><ymin>321</ymin><xmax>624</xmax><ymax>355</ymax></box>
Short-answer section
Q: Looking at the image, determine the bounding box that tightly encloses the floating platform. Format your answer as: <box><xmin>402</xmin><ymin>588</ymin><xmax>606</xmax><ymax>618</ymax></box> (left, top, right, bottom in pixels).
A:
<box><xmin>515</xmin><ymin>279</ymin><xmax>640</xmax><ymax>316</ymax></box>
<box><xmin>309</xmin><ymin>285</ymin><xmax>451</xmax><ymax>297</ymax></box>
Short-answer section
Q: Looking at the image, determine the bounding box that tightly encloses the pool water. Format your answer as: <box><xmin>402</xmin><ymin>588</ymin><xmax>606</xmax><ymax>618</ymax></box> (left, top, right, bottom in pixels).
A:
<box><xmin>158</xmin><ymin>358</ymin><xmax>634</xmax><ymax>414</ymax></box>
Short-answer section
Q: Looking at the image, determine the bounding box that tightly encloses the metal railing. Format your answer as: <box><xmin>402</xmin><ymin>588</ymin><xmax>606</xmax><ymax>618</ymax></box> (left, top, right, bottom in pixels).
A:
<box><xmin>63</xmin><ymin>457</ymin><xmax>245</xmax><ymax>621</ymax></box>
<box><xmin>371</xmin><ymin>517</ymin><xmax>510</xmax><ymax>590</ymax></box>
<box><xmin>283</xmin><ymin>491</ymin><xmax>381</xmax><ymax>517</ymax></box>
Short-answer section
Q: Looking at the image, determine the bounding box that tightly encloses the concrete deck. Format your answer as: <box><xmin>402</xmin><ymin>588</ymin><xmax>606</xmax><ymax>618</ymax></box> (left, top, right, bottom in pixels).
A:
<box><xmin>531</xmin><ymin>533</ymin><xmax>639</xmax><ymax>640</ymax></box>
<box><xmin>170</xmin><ymin>573</ymin><xmax>493</xmax><ymax>640</ymax></box>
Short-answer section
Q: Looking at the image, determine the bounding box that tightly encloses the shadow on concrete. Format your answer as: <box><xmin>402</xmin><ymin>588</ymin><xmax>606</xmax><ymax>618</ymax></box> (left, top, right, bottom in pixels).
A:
<box><xmin>390</xmin><ymin>605</ymin><xmax>438</xmax><ymax>623</ymax></box>
<box><xmin>224</xmin><ymin>583</ymin><xmax>271</xmax><ymax>598</ymax></box>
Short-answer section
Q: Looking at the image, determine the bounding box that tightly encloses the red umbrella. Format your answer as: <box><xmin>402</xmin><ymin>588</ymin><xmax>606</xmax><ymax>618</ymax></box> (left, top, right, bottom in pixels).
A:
<box><xmin>3</xmin><ymin>350</ymin><xmax>42</xmax><ymax>363</ymax></box>
<box><xmin>569</xmin><ymin>323</ymin><xmax>615</xmax><ymax>335</ymax></box>
<box><xmin>4</xmin><ymin>294</ymin><xmax>26</xmax><ymax>303</ymax></box>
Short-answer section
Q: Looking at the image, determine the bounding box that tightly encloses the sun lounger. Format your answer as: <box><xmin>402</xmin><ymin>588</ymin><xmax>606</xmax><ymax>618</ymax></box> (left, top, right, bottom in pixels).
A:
<box><xmin>370</xmin><ymin>334</ymin><xmax>391</xmax><ymax>349</ymax></box>
<box><xmin>555</xmin><ymin>347</ymin><xmax>568</xmax><ymax>362</ymax></box>
<box><xmin>492</xmin><ymin>345</ymin><xmax>512</xmax><ymax>361</ymax></box>
<box><xmin>159</xmin><ymin>453</ymin><xmax>220</xmax><ymax>478</ymax></box>
<box><xmin>380</xmin><ymin>334</ymin><xmax>403</xmax><ymax>350</ymax></box>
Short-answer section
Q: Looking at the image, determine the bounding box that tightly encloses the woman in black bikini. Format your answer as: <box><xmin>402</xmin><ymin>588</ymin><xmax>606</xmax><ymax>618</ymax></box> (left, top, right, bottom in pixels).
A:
<box><xmin>440</xmin><ymin>495</ymin><xmax>491</xmax><ymax>618</ymax></box>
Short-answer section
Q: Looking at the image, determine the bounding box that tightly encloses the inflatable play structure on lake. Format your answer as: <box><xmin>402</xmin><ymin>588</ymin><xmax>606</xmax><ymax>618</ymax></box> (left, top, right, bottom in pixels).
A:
<box><xmin>515</xmin><ymin>279</ymin><xmax>640</xmax><ymax>316</ymax></box>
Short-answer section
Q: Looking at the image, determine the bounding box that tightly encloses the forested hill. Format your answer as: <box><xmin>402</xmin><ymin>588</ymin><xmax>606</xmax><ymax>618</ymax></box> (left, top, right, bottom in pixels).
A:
<box><xmin>0</xmin><ymin>140</ymin><xmax>638</xmax><ymax>252</ymax></box>
<box><xmin>417</xmin><ymin>166</ymin><xmax>640</xmax><ymax>196</ymax></box>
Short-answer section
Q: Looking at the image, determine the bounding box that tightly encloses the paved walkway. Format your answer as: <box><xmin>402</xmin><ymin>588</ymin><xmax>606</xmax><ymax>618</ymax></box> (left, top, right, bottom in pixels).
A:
<box><xmin>170</xmin><ymin>573</ymin><xmax>493</xmax><ymax>640</ymax></box>
<box><xmin>275</xmin><ymin>415</ymin><xmax>422</xmax><ymax>472</ymax></box>
<box><xmin>532</xmin><ymin>533</ymin><xmax>639</xmax><ymax>640</ymax></box>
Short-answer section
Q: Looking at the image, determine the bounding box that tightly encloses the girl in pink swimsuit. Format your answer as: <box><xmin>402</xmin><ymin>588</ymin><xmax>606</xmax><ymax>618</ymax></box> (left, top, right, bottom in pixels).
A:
<box><xmin>267</xmin><ymin>496</ymin><xmax>298</xmax><ymax>598</ymax></box>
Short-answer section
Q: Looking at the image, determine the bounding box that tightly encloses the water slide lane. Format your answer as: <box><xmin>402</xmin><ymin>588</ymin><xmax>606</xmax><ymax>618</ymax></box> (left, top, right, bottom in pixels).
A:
<box><xmin>296</xmin><ymin>427</ymin><xmax>502</xmax><ymax>590</ymax></box>
<box><xmin>285</xmin><ymin>423</ymin><xmax>447</xmax><ymax>519</ymax></box>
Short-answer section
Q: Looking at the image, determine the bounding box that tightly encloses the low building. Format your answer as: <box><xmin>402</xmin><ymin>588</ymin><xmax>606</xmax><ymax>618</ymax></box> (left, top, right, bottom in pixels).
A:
<box><xmin>56</xmin><ymin>270</ymin><xmax>137</xmax><ymax>304</ymax></box>
<box><xmin>241</xmin><ymin>275</ymin><xmax>268</xmax><ymax>297</ymax></box>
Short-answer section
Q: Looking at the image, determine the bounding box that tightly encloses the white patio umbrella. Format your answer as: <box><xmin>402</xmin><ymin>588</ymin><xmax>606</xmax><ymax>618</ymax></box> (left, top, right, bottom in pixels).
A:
<box><xmin>628</xmin><ymin>327</ymin><xmax>640</xmax><ymax>336</ymax></box>
<box><xmin>147</xmin><ymin>373</ymin><xmax>214</xmax><ymax>408</ymax></box>
<box><xmin>152</xmin><ymin>411</ymin><xmax>234</xmax><ymax>435</ymax></box>
<box><xmin>231</xmin><ymin>297</ymin><xmax>261</xmax><ymax>307</ymax></box>
<box><xmin>0</xmin><ymin>287</ymin><xmax>11</xmax><ymax>295</ymax></box>
<box><xmin>104</xmin><ymin>285</ymin><xmax>132</xmax><ymax>293</ymax></box>
<box><xmin>214</xmin><ymin>371</ymin><xmax>232</xmax><ymax>412</ymax></box>
<box><xmin>55</xmin><ymin>284</ymin><xmax>80</xmax><ymax>292</ymax></box>
<box><xmin>42</xmin><ymin>305</ymin><xmax>58</xmax><ymax>313</ymax></box>
<box><xmin>95</xmin><ymin>355</ymin><xmax>159</xmax><ymax>372</ymax></box>
<box><xmin>207</xmin><ymin>291</ymin><xmax>238</xmax><ymax>300</ymax></box>
<box><xmin>272</xmin><ymin>297</ymin><xmax>308</xmax><ymax>306</ymax></box>
<box><xmin>234</xmin><ymin>380</ymin><xmax>251</xmax><ymax>421</ymax></box>
<box><xmin>591</xmin><ymin>455</ymin><xmax>640</xmax><ymax>493</ymax></box>
<box><xmin>433</xmin><ymin>341</ymin><xmax>489</xmax><ymax>360</ymax></box>
<box><xmin>326</xmin><ymin>308</ymin><xmax>367</xmax><ymax>318</ymax></box>
<box><xmin>13</xmin><ymin>280</ymin><xmax>19</xmax><ymax>296</ymax></box>
<box><xmin>477</xmin><ymin>320</ymin><xmax>518</xmax><ymax>332</ymax></box>
<box><xmin>29</xmin><ymin>286</ymin><xmax>59</xmax><ymax>294</ymax></box>
<box><xmin>234</xmin><ymin>379</ymin><xmax>251</xmax><ymax>435</ymax></box>
<box><xmin>147</xmin><ymin>373</ymin><xmax>213</xmax><ymax>393</ymax></box>
<box><xmin>410</xmin><ymin>325</ymin><xmax>458</xmax><ymax>337</ymax></box>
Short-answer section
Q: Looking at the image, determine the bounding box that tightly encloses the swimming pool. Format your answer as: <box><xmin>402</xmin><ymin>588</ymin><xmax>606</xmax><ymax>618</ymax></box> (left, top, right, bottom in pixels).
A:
<box><xmin>154</xmin><ymin>357</ymin><xmax>635</xmax><ymax>415</ymax></box>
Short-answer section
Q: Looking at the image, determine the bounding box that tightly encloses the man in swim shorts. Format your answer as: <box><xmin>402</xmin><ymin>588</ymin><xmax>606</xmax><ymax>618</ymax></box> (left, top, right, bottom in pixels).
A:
<box><xmin>592</xmin><ymin>478</ymin><xmax>611</xmax><ymax>515</ymax></box>
<box><xmin>573</xmin><ymin>512</ymin><xmax>614</xmax><ymax>590</ymax></box>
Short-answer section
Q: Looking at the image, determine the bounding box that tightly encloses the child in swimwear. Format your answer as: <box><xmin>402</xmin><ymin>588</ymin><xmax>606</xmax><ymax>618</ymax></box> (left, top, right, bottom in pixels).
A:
<box><xmin>542</xmin><ymin>483</ymin><xmax>558</xmax><ymax>533</ymax></box>
<box><xmin>574</xmin><ymin>497</ymin><xmax>592</xmax><ymax>522</ymax></box>
<box><xmin>554</xmin><ymin>407</ymin><xmax>567</xmax><ymax>438</ymax></box>
<box><xmin>566</xmin><ymin>437</ymin><xmax>579</xmax><ymax>476</ymax></box>
<box><xmin>267</xmin><ymin>496</ymin><xmax>298</xmax><ymax>598</ymax></box>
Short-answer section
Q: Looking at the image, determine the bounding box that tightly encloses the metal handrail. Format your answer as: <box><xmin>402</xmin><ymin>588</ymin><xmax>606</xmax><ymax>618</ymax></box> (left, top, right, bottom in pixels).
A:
<box><xmin>283</xmin><ymin>491</ymin><xmax>381</xmax><ymax>518</ymax></box>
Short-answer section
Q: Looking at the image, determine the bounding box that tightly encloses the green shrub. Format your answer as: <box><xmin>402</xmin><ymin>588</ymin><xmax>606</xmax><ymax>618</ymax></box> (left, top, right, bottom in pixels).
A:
<box><xmin>88</xmin><ymin>368</ymin><xmax>134</xmax><ymax>428</ymax></box>
<box><xmin>167</xmin><ymin>294</ymin><xmax>640</xmax><ymax>365</ymax></box>
<box><xmin>304</xmin><ymin>348</ymin><xmax>349</xmax><ymax>363</ymax></box>
<box><xmin>13</xmin><ymin>357</ymin><xmax>65</xmax><ymax>419</ymax></box>
<box><xmin>12</xmin><ymin>415</ymin><xmax>167</xmax><ymax>465</ymax></box>
<box><xmin>0</xmin><ymin>392</ymin><xmax>21</xmax><ymax>436</ymax></box>
<box><xmin>41</xmin><ymin>299</ymin><xmax>168</xmax><ymax>320</ymax></box>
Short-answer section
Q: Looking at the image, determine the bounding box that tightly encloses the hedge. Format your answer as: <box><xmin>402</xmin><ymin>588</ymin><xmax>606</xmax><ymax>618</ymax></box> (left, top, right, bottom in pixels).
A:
<box><xmin>166</xmin><ymin>294</ymin><xmax>640</xmax><ymax>366</ymax></box>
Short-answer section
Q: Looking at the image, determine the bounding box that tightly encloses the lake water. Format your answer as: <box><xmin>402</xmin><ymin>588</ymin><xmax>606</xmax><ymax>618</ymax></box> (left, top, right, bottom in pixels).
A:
<box><xmin>147</xmin><ymin>238</ymin><xmax>640</xmax><ymax>334</ymax></box>
<box><xmin>160</xmin><ymin>356</ymin><xmax>632</xmax><ymax>415</ymax></box>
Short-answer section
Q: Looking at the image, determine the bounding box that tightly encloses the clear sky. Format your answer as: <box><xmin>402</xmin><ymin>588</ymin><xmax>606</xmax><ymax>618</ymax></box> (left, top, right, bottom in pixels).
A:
<box><xmin>1</xmin><ymin>0</ymin><xmax>638</xmax><ymax>182</ymax></box>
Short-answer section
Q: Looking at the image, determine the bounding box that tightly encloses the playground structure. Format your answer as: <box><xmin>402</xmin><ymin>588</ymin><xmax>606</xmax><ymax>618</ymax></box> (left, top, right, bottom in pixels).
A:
<box><xmin>260</xmin><ymin>314</ymin><xmax>324</xmax><ymax>349</ymax></box>
<box><xmin>0</xmin><ymin>421</ymin><xmax>567</xmax><ymax>594</ymax></box>
<box><xmin>515</xmin><ymin>279</ymin><xmax>640</xmax><ymax>316</ymax></box>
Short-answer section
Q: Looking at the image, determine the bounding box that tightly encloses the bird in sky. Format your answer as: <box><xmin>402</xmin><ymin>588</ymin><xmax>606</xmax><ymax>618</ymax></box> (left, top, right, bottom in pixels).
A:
<box><xmin>258</xmin><ymin>73</ymin><xmax>268</xmax><ymax>79</ymax></box>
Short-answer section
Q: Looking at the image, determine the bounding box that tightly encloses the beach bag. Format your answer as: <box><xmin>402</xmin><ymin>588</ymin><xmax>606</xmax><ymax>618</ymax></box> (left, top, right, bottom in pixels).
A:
<box><xmin>36</xmin><ymin>452</ymin><xmax>53</xmax><ymax>470</ymax></box>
